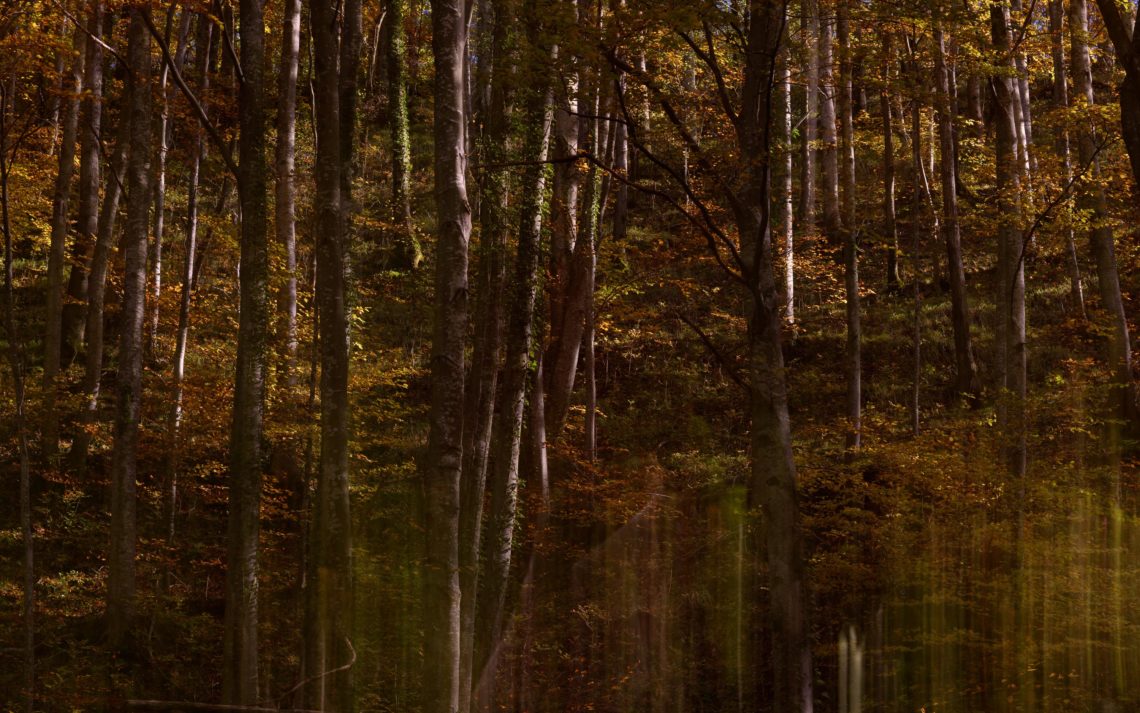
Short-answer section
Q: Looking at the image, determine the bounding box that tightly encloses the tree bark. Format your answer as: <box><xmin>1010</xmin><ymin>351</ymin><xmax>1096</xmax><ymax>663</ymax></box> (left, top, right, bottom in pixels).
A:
<box><xmin>819</xmin><ymin>2</ymin><xmax>839</xmax><ymax>236</ymax></box>
<box><xmin>881</xmin><ymin>34</ymin><xmax>901</xmax><ymax>293</ymax></box>
<box><xmin>425</xmin><ymin>1</ymin><xmax>472</xmax><ymax>712</ymax></box>
<box><xmin>1070</xmin><ymin>0</ymin><xmax>1134</xmax><ymax>430</ymax></box>
<box><xmin>933</xmin><ymin>21</ymin><xmax>978</xmax><ymax>399</ymax></box>
<box><xmin>838</xmin><ymin>0</ymin><xmax>861</xmax><ymax>450</ymax></box>
<box><xmin>222</xmin><ymin>0</ymin><xmax>269</xmax><ymax>703</ymax></box>
<box><xmin>1049</xmin><ymin>0</ymin><xmax>1086</xmax><ymax>319</ymax></box>
<box><xmin>799</xmin><ymin>0</ymin><xmax>819</xmax><ymax>225</ymax></box>
<box><xmin>277</xmin><ymin>0</ymin><xmax>300</xmax><ymax>387</ymax></box>
<box><xmin>42</xmin><ymin>23</ymin><xmax>83</xmax><ymax>463</ymax></box>
<box><xmin>107</xmin><ymin>6</ymin><xmax>153</xmax><ymax>650</ymax></box>
<box><xmin>782</xmin><ymin>53</ymin><xmax>795</xmax><ymax>323</ymax></box>
<box><xmin>388</xmin><ymin>0</ymin><xmax>422</xmax><ymax>269</ymax></box>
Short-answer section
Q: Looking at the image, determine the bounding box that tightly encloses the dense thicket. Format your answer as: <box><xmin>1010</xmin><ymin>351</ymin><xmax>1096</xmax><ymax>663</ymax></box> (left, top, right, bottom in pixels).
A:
<box><xmin>2</xmin><ymin>0</ymin><xmax>1140</xmax><ymax>711</ymax></box>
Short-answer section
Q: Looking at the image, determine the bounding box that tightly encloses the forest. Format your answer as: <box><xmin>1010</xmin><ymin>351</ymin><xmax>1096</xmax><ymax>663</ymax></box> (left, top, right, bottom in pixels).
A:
<box><xmin>1</xmin><ymin>0</ymin><xmax>1140</xmax><ymax>710</ymax></box>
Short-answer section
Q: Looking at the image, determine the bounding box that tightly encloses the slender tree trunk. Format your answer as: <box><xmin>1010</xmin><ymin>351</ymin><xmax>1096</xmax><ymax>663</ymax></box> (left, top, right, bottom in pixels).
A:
<box><xmin>42</xmin><ymin>24</ymin><xmax>83</xmax><ymax>463</ymax></box>
<box><xmin>799</xmin><ymin>0</ymin><xmax>819</xmax><ymax>225</ymax></box>
<box><xmin>782</xmin><ymin>54</ymin><xmax>795</xmax><ymax>323</ymax></box>
<box><xmin>277</xmin><ymin>0</ymin><xmax>301</xmax><ymax>387</ymax></box>
<box><xmin>910</xmin><ymin>44</ymin><xmax>923</xmax><ymax>436</ymax></box>
<box><xmin>476</xmin><ymin>25</ymin><xmax>552</xmax><ymax>692</ymax></box>
<box><xmin>1070</xmin><ymin>0</ymin><xmax>1134</xmax><ymax>429</ymax></box>
<box><xmin>1049</xmin><ymin>0</ymin><xmax>1085</xmax><ymax>319</ymax></box>
<box><xmin>2</xmin><ymin>76</ymin><xmax>36</xmax><ymax>713</ymax></box>
<box><xmin>166</xmin><ymin>14</ymin><xmax>213</xmax><ymax>546</ymax></box>
<box><xmin>819</xmin><ymin>3</ymin><xmax>839</xmax><ymax>236</ymax></box>
<box><xmin>70</xmin><ymin>92</ymin><xmax>128</xmax><ymax>475</ymax></box>
<box><xmin>992</xmin><ymin>0</ymin><xmax>1027</xmax><ymax>482</ymax></box>
<box><xmin>61</xmin><ymin>6</ymin><xmax>105</xmax><ymax>363</ymax></box>
<box><xmin>933</xmin><ymin>21</ymin><xmax>979</xmax><ymax>399</ymax></box>
<box><xmin>838</xmin><ymin>0</ymin><xmax>861</xmax><ymax>451</ymax></box>
<box><xmin>107</xmin><ymin>6</ymin><xmax>153</xmax><ymax>649</ymax></box>
<box><xmin>222</xmin><ymin>0</ymin><xmax>269</xmax><ymax>703</ymax></box>
<box><xmin>459</xmin><ymin>2</ymin><xmax>513</xmax><ymax>708</ymax></box>
<box><xmin>389</xmin><ymin>0</ymin><xmax>422</xmax><ymax>268</ymax></box>
<box><xmin>1011</xmin><ymin>0</ymin><xmax>1036</xmax><ymax>176</ymax></box>
<box><xmin>881</xmin><ymin>34</ymin><xmax>901</xmax><ymax>293</ymax></box>
<box><xmin>425</xmin><ymin>2</ymin><xmax>472</xmax><ymax>712</ymax></box>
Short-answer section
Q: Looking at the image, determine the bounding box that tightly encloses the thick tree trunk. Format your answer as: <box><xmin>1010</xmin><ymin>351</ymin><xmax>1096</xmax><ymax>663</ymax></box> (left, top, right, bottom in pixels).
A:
<box><xmin>222</xmin><ymin>0</ymin><xmax>269</xmax><ymax>703</ymax></box>
<box><xmin>42</xmin><ymin>24</ymin><xmax>83</xmax><ymax>463</ymax></box>
<box><xmin>107</xmin><ymin>6</ymin><xmax>153</xmax><ymax>649</ymax></box>
<box><xmin>425</xmin><ymin>2</ymin><xmax>472</xmax><ymax>712</ymax></box>
<box><xmin>302</xmin><ymin>4</ymin><xmax>355</xmax><ymax>710</ymax></box>
<box><xmin>1070</xmin><ymin>0</ymin><xmax>1134</xmax><ymax>429</ymax></box>
<box><xmin>838</xmin><ymin>0</ymin><xmax>861</xmax><ymax>451</ymax></box>
<box><xmin>276</xmin><ymin>0</ymin><xmax>300</xmax><ymax>387</ymax></box>
<box><xmin>934</xmin><ymin>22</ymin><xmax>978</xmax><ymax>399</ymax></box>
<box><xmin>737</xmin><ymin>1</ymin><xmax>812</xmax><ymax>708</ymax></box>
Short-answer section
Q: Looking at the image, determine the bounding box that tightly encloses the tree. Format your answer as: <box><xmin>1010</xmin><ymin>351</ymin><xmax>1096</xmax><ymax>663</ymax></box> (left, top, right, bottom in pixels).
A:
<box><xmin>424</xmin><ymin>0</ymin><xmax>472</xmax><ymax>711</ymax></box>
<box><xmin>388</xmin><ymin>0</ymin><xmax>422</xmax><ymax>268</ymax></box>
<box><xmin>222</xmin><ymin>0</ymin><xmax>269</xmax><ymax>701</ymax></box>
<box><xmin>276</xmin><ymin>0</ymin><xmax>301</xmax><ymax>386</ymax></box>
<box><xmin>107</xmin><ymin>3</ymin><xmax>153</xmax><ymax>649</ymax></box>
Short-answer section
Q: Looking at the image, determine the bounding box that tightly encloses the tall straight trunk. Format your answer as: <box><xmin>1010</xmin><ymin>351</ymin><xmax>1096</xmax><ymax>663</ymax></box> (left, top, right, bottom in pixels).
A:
<box><xmin>107</xmin><ymin>6</ymin><xmax>153</xmax><ymax>649</ymax></box>
<box><xmin>388</xmin><ymin>0</ymin><xmax>422</xmax><ymax>268</ymax></box>
<box><xmin>425</xmin><ymin>2</ymin><xmax>472</xmax><ymax>713</ymax></box>
<box><xmin>277</xmin><ymin>0</ymin><xmax>300</xmax><ymax>387</ymax></box>
<box><xmin>2</xmin><ymin>76</ymin><xmax>36</xmax><ymax>713</ymax></box>
<box><xmin>476</xmin><ymin>23</ymin><xmax>552</xmax><ymax>688</ymax></box>
<box><xmin>838</xmin><ymin>0</ymin><xmax>860</xmax><ymax>451</ymax></box>
<box><xmin>1049</xmin><ymin>0</ymin><xmax>1085</xmax><ymax>318</ymax></box>
<box><xmin>881</xmin><ymin>34</ymin><xmax>900</xmax><ymax>293</ymax></box>
<box><xmin>910</xmin><ymin>48</ymin><xmax>923</xmax><ymax>436</ymax></box>
<box><xmin>1011</xmin><ymin>0</ymin><xmax>1036</xmax><ymax>175</ymax></box>
<box><xmin>302</xmin><ymin>3</ymin><xmax>355</xmax><ymax>710</ymax></box>
<box><xmin>1070</xmin><ymin>0</ymin><xmax>1134</xmax><ymax>427</ymax></box>
<box><xmin>992</xmin><ymin>0</ymin><xmax>1027</xmax><ymax>481</ymax></box>
<box><xmin>339</xmin><ymin>0</ymin><xmax>362</xmax><ymax>204</ymax></box>
<box><xmin>613</xmin><ymin>75</ymin><xmax>629</xmax><ymax>241</ymax></box>
<box><xmin>43</xmin><ymin>24</ymin><xmax>83</xmax><ymax>463</ymax></box>
<box><xmin>933</xmin><ymin>22</ymin><xmax>978</xmax><ymax>398</ymax></box>
<box><xmin>736</xmin><ymin>3</ymin><xmax>812</xmax><ymax>707</ymax></box>
<box><xmin>819</xmin><ymin>3</ymin><xmax>839</xmax><ymax>236</ymax></box>
<box><xmin>459</xmin><ymin>2</ymin><xmax>512</xmax><ymax>709</ymax></box>
<box><xmin>166</xmin><ymin>15</ymin><xmax>213</xmax><ymax>544</ymax></box>
<box><xmin>222</xmin><ymin>0</ymin><xmax>269</xmax><ymax>703</ymax></box>
<box><xmin>799</xmin><ymin>0</ymin><xmax>819</xmax><ymax>225</ymax></box>
<box><xmin>782</xmin><ymin>55</ymin><xmax>795</xmax><ymax>323</ymax></box>
<box><xmin>70</xmin><ymin>97</ymin><xmax>128</xmax><ymax>474</ymax></box>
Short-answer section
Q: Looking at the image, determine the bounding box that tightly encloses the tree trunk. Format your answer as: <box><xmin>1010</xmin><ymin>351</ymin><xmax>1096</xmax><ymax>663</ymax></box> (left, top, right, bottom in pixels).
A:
<box><xmin>42</xmin><ymin>23</ymin><xmax>83</xmax><ymax>463</ymax></box>
<box><xmin>166</xmin><ymin>14</ymin><xmax>213</xmax><ymax>546</ymax></box>
<box><xmin>1070</xmin><ymin>0</ymin><xmax>1134</xmax><ymax>430</ymax></box>
<box><xmin>737</xmin><ymin>1</ymin><xmax>812</xmax><ymax>708</ymax></box>
<box><xmin>459</xmin><ymin>1</ymin><xmax>513</xmax><ymax>708</ymax></box>
<box><xmin>799</xmin><ymin>0</ymin><xmax>819</xmax><ymax>225</ymax></box>
<box><xmin>476</xmin><ymin>23</ymin><xmax>552</xmax><ymax>692</ymax></box>
<box><xmin>107</xmin><ymin>6</ymin><xmax>153</xmax><ymax>649</ymax></box>
<box><xmin>277</xmin><ymin>0</ymin><xmax>300</xmax><ymax>387</ymax></box>
<box><xmin>933</xmin><ymin>22</ymin><xmax>979</xmax><ymax>399</ymax></box>
<box><xmin>838</xmin><ymin>0</ymin><xmax>861</xmax><ymax>451</ymax></box>
<box><xmin>222</xmin><ymin>0</ymin><xmax>269</xmax><ymax>703</ymax></box>
<box><xmin>302</xmin><ymin>4</ymin><xmax>356</xmax><ymax>710</ymax></box>
<box><xmin>909</xmin><ymin>44</ymin><xmax>923</xmax><ymax>436</ymax></box>
<box><xmin>61</xmin><ymin>4</ymin><xmax>105</xmax><ymax>364</ymax></box>
<box><xmin>992</xmin><ymin>0</ymin><xmax>1027</xmax><ymax>482</ymax></box>
<box><xmin>881</xmin><ymin>34</ymin><xmax>901</xmax><ymax>293</ymax></box>
<box><xmin>1049</xmin><ymin>0</ymin><xmax>1086</xmax><ymax>319</ymax></box>
<box><xmin>389</xmin><ymin>0</ymin><xmax>422</xmax><ymax>268</ymax></box>
<box><xmin>782</xmin><ymin>53</ymin><xmax>795</xmax><ymax>323</ymax></box>
<box><xmin>425</xmin><ymin>1</ymin><xmax>472</xmax><ymax>712</ymax></box>
<box><xmin>70</xmin><ymin>91</ymin><xmax>128</xmax><ymax>475</ymax></box>
<box><xmin>819</xmin><ymin>3</ymin><xmax>839</xmax><ymax>236</ymax></box>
